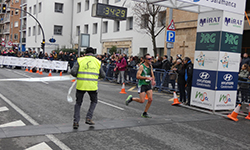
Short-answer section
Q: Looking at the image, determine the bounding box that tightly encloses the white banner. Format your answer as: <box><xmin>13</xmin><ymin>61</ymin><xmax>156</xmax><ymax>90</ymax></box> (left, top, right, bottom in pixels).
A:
<box><xmin>0</xmin><ymin>56</ymin><xmax>68</xmax><ymax>70</ymax></box>
<box><xmin>178</xmin><ymin>0</ymin><xmax>246</xmax><ymax>15</ymax></box>
<box><xmin>193</xmin><ymin>51</ymin><xmax>219</xmax><ymax>71</ymax></box>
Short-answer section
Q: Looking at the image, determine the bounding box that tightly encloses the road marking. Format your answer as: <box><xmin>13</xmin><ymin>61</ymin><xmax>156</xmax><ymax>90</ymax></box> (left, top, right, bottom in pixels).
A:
<box><xmin>4</xmin><ymin>69</ymin><xmax>49</xmax><ymax>84</ymax></box>
<box><xmin>99</xmin><ymin>100</ymin><xmax>124</xmax><ymax>110</ymax></box>
<box><xmin>169</xmin><ymin>98</ymin><xmax>174</xmax><ymax>101</ymax></box>
<box><xmin>128</xmin><ymin>86</ymin><xmax>136</xmax><ymax>91</ymax></box>
<box><xmin>25</xmin><ymin>142</ymin><xmax>52</xmax><ymax>150</ymax></box>
<box><xmin>0</xmin><ymin>120</ymin><xmax>26</xmax><ymax>127</ymax></box>
<box><xmin>0</xmin><ymin>106</ymin><xmax>9</xmax><ymax>112</ymax></box>
<box><xmin>0</xmin><ymin>93</ymin><xmax>71</xmax><ymax>150</ymax></box>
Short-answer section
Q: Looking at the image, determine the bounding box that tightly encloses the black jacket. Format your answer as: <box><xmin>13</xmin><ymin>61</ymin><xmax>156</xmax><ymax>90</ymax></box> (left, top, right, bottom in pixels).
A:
<box><xmin>152</xmin><ymin>60</ymin><xmax>162</xmax><ymax>69</ymax></box>
<box><xmin>162</xmin><ymin>59</ymin><xmax>171</xmax><ymax>71</ymax></box>
<box><xmin>185</xmin><ymin>61</ymin><xmax>193</xmax><ymax>85</ymax></box>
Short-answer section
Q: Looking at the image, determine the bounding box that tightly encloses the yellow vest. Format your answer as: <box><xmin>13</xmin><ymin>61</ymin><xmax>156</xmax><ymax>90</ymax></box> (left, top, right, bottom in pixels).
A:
<box><xmin>76</xmin><ymin>56</ymin><xmax>101</xmax><ymax>91</ymax></box>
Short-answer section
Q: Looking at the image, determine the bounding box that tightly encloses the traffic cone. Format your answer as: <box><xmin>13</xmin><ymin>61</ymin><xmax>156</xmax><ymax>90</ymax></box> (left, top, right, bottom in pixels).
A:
<box><xmin>60</xmin><ymin>71</ymin><xmax>62</xmax><ymax>76</ymax></box>
<box><xmin>227</xmin><ymin>104</ymin><xmax>241</xmax><ymax>122</ymax></box>
<box><xmin>29</xmin><ymin>67</ymin><xmax>33</xmax><ymax>73</ymax></box>
<box><xmin>36</xmin><ymin>68</ymin><xmax>39</xmax><ymax>74</ymax></box>
<box><xmin>172</xmin><ymin>92</ymin><xmax>181</xmax><ymax>105</ymax></box>
<box><xmin>48</xmin><ymin>69</ymin><xmax>52</xmax><ymax>77</ymax></box>
<box><xmin>245</xmin><ymin>104</ymin><xmax>250</xmax><ymax>120</ymax></box>
<box><xmin>71</xmin><ymin>79</ymin><xmax>76</xmax><ymax>82</ymax></box>
<box><xmin>25</xmin><ymin>66</ymin><xmax>28</xmax><ymax>72</ymax></box>
<box><xmin>39</xmin><ymin>68</ymin><xmax>43</xmax><ymax>75</ymax></box>
<box><xmin>145</xmin><ymin>94</ymin><xmax>148</xmax><ymax>100</ymax></box>
<box><xmin>119</xmin><ymin>83</ymin><xmax>127</xmax><ymax>94</ymax></box>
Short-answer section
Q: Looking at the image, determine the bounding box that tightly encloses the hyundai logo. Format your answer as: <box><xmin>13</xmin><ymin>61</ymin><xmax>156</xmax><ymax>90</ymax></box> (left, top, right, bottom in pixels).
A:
<box><xmin>223</xmin><ymin>74</ymin><xmax>233</xmax><ymax>81</ymax></box>
<box><xmin>199</xmin><ymin>72</ymin><xmax>210</xmax><ymax>80</ymax></box>
<box><xmin>193</xmin><ymin>0</ymin><xmax>200</xmax><ymax>2</ymax></box>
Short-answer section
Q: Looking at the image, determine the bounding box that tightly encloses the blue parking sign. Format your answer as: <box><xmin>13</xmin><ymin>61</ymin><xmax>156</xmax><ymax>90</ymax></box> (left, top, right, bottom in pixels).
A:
<box><xmin>166</xmin><ymin>31</ymin><xmax>175</xmax><ymax>42</ymax></box>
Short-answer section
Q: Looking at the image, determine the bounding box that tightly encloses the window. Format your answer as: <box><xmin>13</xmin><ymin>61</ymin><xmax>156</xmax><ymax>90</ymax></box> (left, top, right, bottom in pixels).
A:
<box><xmin>11</xmin><ymin>11</ymin><xmax>13</xmax><ymax>15</ymax></box>
<box><xmin>54</xmin><ymin>25</ymin><xmax>63</xmax><ymax>35</ymax></box>
<box><xmin>38</xmin><ymin>26</ymin><xmax>41</xmax><ymax>35</ymax></box>
<box><xmin>15</xmin><ymin>10</ymin><xmax>19</xmax><ymax>15</ymax></box>
<box><xmin>55</xmin><ymin>3</ymin><xmax>63</xmax><ymax>13</ymax></box>
<box><xmin>15</xmin><ymin>0</ymin><xmax>19</xmax><ymax>3</ymax></box>
<box><xmin>38</xmin><ymin>2</ymin><xmax>42</xmax><ymax>13</ymax></box>
<box><xmin>103</xmin><ymin>21</ymin><xmax>108</xmax><ymax>33</ymax></box>
<box><xmin>11</xmin><ymin>23</ymin><xmax>13</xmax><ymax>28</ymax></box>
<box><xmin>84</xmin><ymin>24</ymin><xmax>88</xmax><ymax>34</ymax></box>
<box><xmin>126</xmin><ymin>17</ymin><xmax>133</xmax><ymax>30</ymax></box>
<box><xmin>115</xmin><ymin>0</ymin><xmax>121</xmax><ymax>2</ymax></box>
<box><xmin>14</xmin><ymin>21</ymin><xmax>18</xmax><ymax>27</ymax></box>
<box><xmin>77</xmin><ymin>2</ymin><xmax>81</xmax><ymax>13</ymax></box>
<box><xmin>29</xmin><ymin>7</ymin><xmax>31</xmax><ymax>14</ymax></box>
<box><xmin>93</xmin><ymin>23</ymin><xmax>98</xmax><ymax>34</ymax></box>
<box><xmin>141</xmin><ymin>14</ymin><xmax>149</xmax><ymax>29</ymax></box>
<box><xmin>158</xmin><ymin>11</ymin><xmax>166</xmax><ymax>27</ymax></box>
<box><xmin>140</xmin><ymin>48</ymin><xmax>147</xmax><ymax>57</ymax></box>
<box><xmin>33</xmin><ymin>26</ymin><xmax>36</xmax><ymax>36</ymax></box>
<box><xmin>76</xmin><ymin>26</ymin><xmax>80</xmax><ymax>36</ymax></box>
<box><xmin>103</xmin><ymin>0</ymin><xmax>109</xmax><ymax>4</ymax></box>
<box><xmin>14</xmin><ymin>34</ymin><xmax>18</xmax><ymax>40</ymax></box>
<box><xmin>10</xmin><ymin>34</ymin><xmax>12</xmax><ymax>40</ymax></box>
<box><xmin>28</xmin><ymin>27</ymin><xmax>31</xmax><ymax>36</ymax></box>
<box><xmin>85</xmin><ymin>0</ymin><xmax>89</xmax><ymax>11</ymax></box>
<box><xmin>33</xmin><ymin>5</ymin><xmax>36</xmax><ymax>15</ymax></box>
<box><xmin>114</xmin><ymin>20</ymin><xmax>120</xmax><ymax>32</ymax></box>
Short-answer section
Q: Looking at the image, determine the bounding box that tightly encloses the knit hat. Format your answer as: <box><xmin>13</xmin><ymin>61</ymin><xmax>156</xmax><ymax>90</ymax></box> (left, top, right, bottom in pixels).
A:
<box><xmin>86</xmin><ymin>47</ymin><xmax>94</xmax><ymax>54</ymax></box>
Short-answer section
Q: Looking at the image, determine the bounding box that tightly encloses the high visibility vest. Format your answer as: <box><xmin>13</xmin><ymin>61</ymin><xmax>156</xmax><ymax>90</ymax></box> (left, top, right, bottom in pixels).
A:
<box><xmin>76</xmin><ymin>56</ymin><xmax>101</xmax><ymax>91</ymax></box>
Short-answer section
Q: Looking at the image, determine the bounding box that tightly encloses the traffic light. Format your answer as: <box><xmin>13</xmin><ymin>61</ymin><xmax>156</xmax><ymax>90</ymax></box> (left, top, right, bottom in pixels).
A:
<box><xmin>2</xmin><ymin>4</ymin><xmax>6</xmax><ymax>13</ymax></box>
<box><xmin>41</xmin><ymin>40</ymin><xmax>45</xmax><ymax>49</ymax></box>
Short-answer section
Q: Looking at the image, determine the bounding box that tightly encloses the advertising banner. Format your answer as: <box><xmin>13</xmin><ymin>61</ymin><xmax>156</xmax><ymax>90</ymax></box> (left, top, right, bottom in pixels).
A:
<box><xmin>0</xmin><ymin>56</ymin><xmax>4</xmax><ymax>64</ymax></box>
<box><xmin>197</xmin><ymin>11</ymin><xmax>223</xmax><ymax>32</ymax></box>
<box><xmin>214</xmin><ymin>91</ymin><xmax>236</xmax><ymax>110</ymax></box>
<box><xmin>193</xmin><ymin>51</ymin><xmax>219</xmax><ymax>71</ymax></box>
<box><xmin>191</xmin><ymin>87</ymin><xmax>214</xmax><ymax>110</ymax></box>
<box><xmin>216</xmin><ymin>71</ymin><xmax>238</xmax><ymax>90</ymax></box>
<box><xmin>220</xmin><ymin>32</ymin><xmax>242</xmax><ymax>53</ymax></box>
<box><xmin>178</xmin><ymin>0</ymin><xmax>246</xmax><ymax>15</ymax></box>
<box><xmin>222</xmin><ymin>11</ymin><xmax>245</xmax><ymax>35</ymax></box>
<box><xmin>192</xmin><ymin>69</ymin><xmax>217</xmax><ymax>90</ymax></box>
<box><xmin>218</xmin><ymin>52</ymin><xmax>240</xmax><ymax>72</ymax></box>
<box><xmin>195</xmin><ymin>31</ymin><xmax>221</xmax><ymax>51</ymax></box>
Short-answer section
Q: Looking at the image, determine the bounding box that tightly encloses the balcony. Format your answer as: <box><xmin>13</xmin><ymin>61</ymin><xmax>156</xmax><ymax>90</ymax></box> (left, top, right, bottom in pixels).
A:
<box><xmin>4</xmin><ymin>28</ymin><xmax>10</xmax><ymax>34</ymax></box>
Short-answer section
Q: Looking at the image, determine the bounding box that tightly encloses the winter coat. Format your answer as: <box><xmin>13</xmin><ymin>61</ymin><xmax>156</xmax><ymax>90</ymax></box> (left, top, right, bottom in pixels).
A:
<box><xmin>185</xmin><ymin>61</ymin><xmax>193</xmax><ymax>86</ymax></box>
<box><xmin>162</xmin><ymin>59</ymin><xmax>171</xmax><ymax>71</ymax></box>
<box><xmin>116</xmin><ymin>58</ymin><xmax>127</xmax><ymax>71</ymax></box>
<box><xmin>238</xmin><ymin>69</ymin><xmax>249</xmax><ymax>89</ymax></box>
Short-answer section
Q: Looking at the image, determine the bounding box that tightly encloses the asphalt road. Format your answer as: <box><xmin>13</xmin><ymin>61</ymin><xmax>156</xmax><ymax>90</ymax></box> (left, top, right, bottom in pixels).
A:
<box><xmin>0</xmin><ymin>67</ymin><xmax>250</xmax><ymax>150</ymax></box>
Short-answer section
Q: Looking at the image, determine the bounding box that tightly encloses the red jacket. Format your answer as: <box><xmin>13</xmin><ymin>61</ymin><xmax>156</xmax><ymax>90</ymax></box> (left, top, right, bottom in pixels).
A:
<box><xmin>116</xmin><ymin>58</ymin><xmax>127</xmax><ymax>71</ymax></box>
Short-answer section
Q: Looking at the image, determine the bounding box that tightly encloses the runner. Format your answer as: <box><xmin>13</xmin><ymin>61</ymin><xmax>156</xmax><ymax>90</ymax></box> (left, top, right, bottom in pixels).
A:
<box><xmin>125</xmin><ymin>53</ymin><xmax>156</xmax><ymax>118</ymax></box>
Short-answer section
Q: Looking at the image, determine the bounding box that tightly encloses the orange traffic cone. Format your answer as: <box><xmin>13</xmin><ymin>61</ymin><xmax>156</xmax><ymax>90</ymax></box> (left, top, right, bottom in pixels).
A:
<box><xmin>145</xmin><ymin>94</ymin><xmax>148</xmax><ymax>100</ymax></box>
<box><xmin>29</xmin><ymin>68</ymin><xmax>33</xmax><ymax>73</ymax></box>
<box><xmin>227</xmin><ymin>104</ymin><xmax>241</xmax><ymax>121</ymax></box>
<box><xmin>60</xmin><ymin>71</ymin><xmax>62</xmax><ymax>76</ymax></box>
<box><xmin>48</xmin><ymin>69</ymin><xmax>52</xmax><ymax>77</ymax></box>
<box><xmin>25</xmin><ymin>66</ymin><xmax>28</xmax><ymax>72</ymax></box>
<box><xmin>39</xmin><ymin>68</ymin><xmax>43</xmax><ymax>75</ymax></box>
<box><xmin>245</xmin><ymin>104</ymin><xmax>250</xmax><ymax>120</ymax></box>
<box><xmin>172</xmin><ymin>92</ymin><xmax>181</xmax><ymax>105</ymax></box>
<box><xmin>120</xmin><ymin>83</ymin><xmax>127</xmax><ymax>94</ymax></box>
<box><xmin>36</xmin><ymin>68</ymin><xmax>40</xmax><ymax>74</ymax></box>
<box><xmin>71</xmin><ymin>79</ymin><xmax>76</xmax><ymax>82</ymax></box>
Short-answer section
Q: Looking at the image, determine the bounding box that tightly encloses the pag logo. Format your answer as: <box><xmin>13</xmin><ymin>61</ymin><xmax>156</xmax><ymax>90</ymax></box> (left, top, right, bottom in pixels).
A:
<box><xmin>223</xmin><ymin>74</ymin><xmax>233</xmax><ymax>81</ymax></box>
<box><xmin>220</xmin><ymin>53</ymin><xmax>229</xmax><ymax>68</ymax></box>
<box><xmin>196</xmin><ymin>52</ymin><xmax>205</xmax><ymax>66</ymax></box>
<box><xmin>200</xmin><ymin>33</ymin><xmax>216</xmax><ymax>44</ymax></box>
<box><xmin>199</xmin><ymin>17</ymin><xmax>220</xmax><ymax>27</ymax></box>
<box><xmin>219</xmin><ymin>94</ymin><xmax>231</xmax><ymax>104</ymax></box>
<box><xmin>199</xmin><ymin>72</ymin><xmax>210</xmax><ymax>80</ymax></box>
<box><xmin>224</xmin><ymin>17</ymin><xmax>243</xmax><ymax>28</ymax></box>
<box><xmin>195</xmin><ymin>91</ymin><xmax>208</xmax><ymax>102</ymax></box>
<box><xmin>225</xmin><ymin>33</ymin><xmax>239</xmax><ymax>46</ymax></box>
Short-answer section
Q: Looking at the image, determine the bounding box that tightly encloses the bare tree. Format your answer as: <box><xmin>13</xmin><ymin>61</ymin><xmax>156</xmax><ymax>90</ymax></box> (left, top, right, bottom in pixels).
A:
<box><xmin>133</xmin><ymin>1</ymin><xmax>166</xmax><ymax>57</ymax></box>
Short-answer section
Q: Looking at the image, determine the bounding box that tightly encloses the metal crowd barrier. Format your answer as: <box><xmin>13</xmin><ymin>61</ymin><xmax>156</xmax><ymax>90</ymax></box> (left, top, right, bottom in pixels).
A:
<box><xmin>237</xmin><ymin>79</ymin><xmax>250</xmax><ymax>104</ymax></box>
<box><xmin>102</xmin><ymin>64</ymin><xmax>178</xmax><ymax>93</ymax></box>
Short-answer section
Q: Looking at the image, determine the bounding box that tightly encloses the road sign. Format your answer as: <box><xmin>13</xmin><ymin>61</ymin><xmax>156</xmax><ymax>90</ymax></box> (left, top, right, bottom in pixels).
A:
<box><xmin>1</xmin><ymin>41</ymin><xmax>5</xmax><ymax>46</ymax></box>
<box><xmin>166</xmin><ymin>31</ymin><xmax>175</xmax><ymax>42</ymax></box>
<box><xmin>167</xmin><ymin>42</ymin><xmax>174</xmax><ymax>48</ymax></box>
<box><xmin>49</xmin><ymin>38</ymin><xmax>56</xmax><ymax>43</ymax></box>
<box><xmin>167</xmin><ymin>19</ymin><xmax>176</xmax><ymax>31</ymax></box>
<box><xmin>8</xmin><ymin>41</ymin><xmax>13</xmax><ymax>46</ymax></box>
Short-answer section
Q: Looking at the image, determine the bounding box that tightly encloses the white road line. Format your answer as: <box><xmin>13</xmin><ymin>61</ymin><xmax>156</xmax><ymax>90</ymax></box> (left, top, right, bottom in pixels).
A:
<box><xmin>0</xmin><ymin>106</ymin><xmax>9</xmax><ymax>112</ymax></box>
<box><xmin>0</xmin><ymin>93</ymin><xmax>71</xmax><ymax>150</ymax></box>
<box><xmin>99</xmin><ymin>100</ymin><xmax>124</xmax><ymax>110</ymax></box>
<box><xmin>0</xmin><ymin>120</ymin><xmax>26</xmax><ymax>127</ymax></box>
<box><xmin>5</xmin><ymin>69</ymin><xmax>49</xmax><ymax>84</ymax></box>
<box><xmin>25</xmin><ymin>142</ymin><xmax>52</xmax><ymax>150</ymax></box>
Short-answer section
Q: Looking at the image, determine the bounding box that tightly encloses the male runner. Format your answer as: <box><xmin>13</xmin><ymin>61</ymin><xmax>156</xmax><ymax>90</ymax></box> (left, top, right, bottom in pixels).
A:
<box><xmin>125</xmin><ymin>53</ymin><xmax>156</xmax><ymax>118</ymax></box>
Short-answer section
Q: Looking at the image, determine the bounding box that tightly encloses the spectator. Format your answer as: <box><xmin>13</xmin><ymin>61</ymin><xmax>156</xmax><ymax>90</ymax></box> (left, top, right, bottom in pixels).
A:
<box><xmin>23</xmin><ymin>51</ymin><xmax>30</xmax><ymax>58</ymax></box>
<box><xmin>241</xmin><ymin>53</ymin><xmax>250</xmax><ymax>67</ymax></box>
<box><xmin>38</xmin><ymin>51</ymin><xmax>44</xmax><ymax>59</ymax></box>
<box><xmin>69</xmin><ymin>53</ymin><xmax>75</xmax><ymax>69</ymax></box>
<box><xmin>184</xmin><ymin>57</ymin><xmax>193</xmax><ymax>106</ymax></box>
<box><xmin>48</xmin><ymin>53</ymin><xmax>54</xmax><ymax>61</ymax></box>
<box><xmin>238</xmin><ymin>64</ymin><xmax>250</xmax><ymax>103</ymax></box>
<box><xmin>173</xmin><ymin>59</ymin><xmax>186</xmax><ymax>103</ymax></box>
<box><xmin>31</xmin><ymin>50</ymin><xmax>37</xmax><ymax>58</ymax></box>
<box><xmin>44</xmin><ymin>52</ymin><xmax>49</xmax><ymax>60</ymax></box>
<box><xmin>52</xmin><ymin>50</ymin><xmax>58</xmax><ymax>60</ymax></box>
<box><xmin>57</xmin><ymin>51</ymin><xmax>63</xmax><ymax>61</ymax></box>
<box><xmin>162</xmin><ymin>55</ymin><xmax>171</xmax><ymax>88</ymax></box>
<box><xmin>114</xmin><ymin>54</ymin><xmax>127</xmax><ymax>84</ymax></box>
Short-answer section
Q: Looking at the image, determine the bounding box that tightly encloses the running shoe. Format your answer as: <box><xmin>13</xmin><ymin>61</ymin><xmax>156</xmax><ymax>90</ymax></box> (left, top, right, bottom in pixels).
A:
<box><xmin>141</xmin><ymin>112</ymin><xmax>152</xmax><ymax>118</ymax></box>
<box><xmin>73</xmin><ymin>122</ymin><xmax>79</xmax><ymax>129</ymax></box>
<box><xmin>125</xmin><ymin>95</ymin><xmax>133</xmax><ymax>106</ymax></box>
<box><xmin>85</xmin><ymin>118</ymin><xmax>95</xmax><ymax>125</ymax></box>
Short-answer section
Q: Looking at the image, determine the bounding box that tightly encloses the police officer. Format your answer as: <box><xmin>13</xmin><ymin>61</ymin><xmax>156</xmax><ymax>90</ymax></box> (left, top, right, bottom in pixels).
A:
<box><xmin>70</xmin><ymin>47</ymin><xmax>105</xmax><ymax>129</ymax></box>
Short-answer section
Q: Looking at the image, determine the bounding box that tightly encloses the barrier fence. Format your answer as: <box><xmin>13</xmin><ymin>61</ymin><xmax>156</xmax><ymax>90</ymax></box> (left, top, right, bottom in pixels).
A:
<box><xmin>0</xmin><ymin>56</ymin><xmax>68</xmax><ymax>70</ymax></box>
